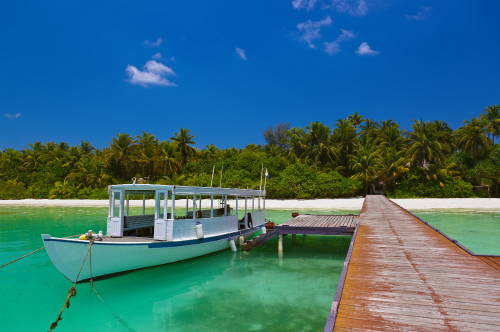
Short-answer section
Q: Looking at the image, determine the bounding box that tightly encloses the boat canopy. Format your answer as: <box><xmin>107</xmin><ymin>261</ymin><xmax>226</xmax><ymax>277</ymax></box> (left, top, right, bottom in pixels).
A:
<box><xmin>108</xmin><ymin>184</ymin><xmax>265</xmax><ymax>197</ymax></box>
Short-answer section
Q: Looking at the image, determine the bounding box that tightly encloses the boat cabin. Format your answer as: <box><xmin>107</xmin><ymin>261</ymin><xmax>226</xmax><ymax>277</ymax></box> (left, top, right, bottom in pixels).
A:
<box><xmin>106</xmin><ymin>184</ymin><xmax>266</xmax><ymax>242</ymax></box>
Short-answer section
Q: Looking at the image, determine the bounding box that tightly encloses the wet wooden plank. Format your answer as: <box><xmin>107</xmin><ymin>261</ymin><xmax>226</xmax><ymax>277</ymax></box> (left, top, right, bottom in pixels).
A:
<box><xmin>327</xmin><ymin>195</ymin><xmax>500</xmax><ymax>332</ymax></box>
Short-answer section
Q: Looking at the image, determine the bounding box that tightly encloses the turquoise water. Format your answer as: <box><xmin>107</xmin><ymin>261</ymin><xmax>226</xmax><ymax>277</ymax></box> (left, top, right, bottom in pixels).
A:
<box><xmin>414</xmin><ymin>209</ymin><xmax>500</xmax><ymax>255</ymax></box>
<box><xmin>0</xmin><ymin>207</ymin><xmax>356</xmax><ymax>332</ymax></box>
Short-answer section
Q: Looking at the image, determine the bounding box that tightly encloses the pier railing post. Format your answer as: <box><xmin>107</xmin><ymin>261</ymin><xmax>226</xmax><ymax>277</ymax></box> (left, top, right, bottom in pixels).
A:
<box><xmin>278</xmin><ymin>234</ymin><xmax>283</xmax><ymax>254</ymax></box>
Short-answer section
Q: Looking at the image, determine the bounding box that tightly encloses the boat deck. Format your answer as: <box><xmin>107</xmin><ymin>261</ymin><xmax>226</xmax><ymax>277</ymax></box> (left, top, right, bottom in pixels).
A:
<box><xmin>101</xmin><ymin>236</ymin><xmax>156</xmax><ymax>243</ymax></box>
<box><xmin>326</xmin><ymin>195</ymin><xmax>500</xmax><ymax>331</ymax></box>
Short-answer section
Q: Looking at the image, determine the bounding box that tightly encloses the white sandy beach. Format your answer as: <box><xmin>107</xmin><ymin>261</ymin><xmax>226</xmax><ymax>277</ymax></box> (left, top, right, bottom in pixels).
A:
<box><xmin>0</xmin><ymin>197</ymin><xmax>498</xmax><ymax>210</ymax></box>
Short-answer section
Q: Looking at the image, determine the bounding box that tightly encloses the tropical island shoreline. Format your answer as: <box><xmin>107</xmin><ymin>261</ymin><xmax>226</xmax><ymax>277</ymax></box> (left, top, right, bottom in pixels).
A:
<box><xmin>1</xmin><ymin>197</ymin><xmax>499</xmax><ymax>210</ymax></box>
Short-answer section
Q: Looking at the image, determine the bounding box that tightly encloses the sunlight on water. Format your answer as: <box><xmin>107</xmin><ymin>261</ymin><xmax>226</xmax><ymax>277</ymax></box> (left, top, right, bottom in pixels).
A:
<box><xmin>0</xmin><ymin>207</ymin><xmax>356</xmax><ymax>331</ymax></box>
<box><xmin>414</xmin><ymin>209</ymin><xmax>500</xmax><ymax>255</ymax></box>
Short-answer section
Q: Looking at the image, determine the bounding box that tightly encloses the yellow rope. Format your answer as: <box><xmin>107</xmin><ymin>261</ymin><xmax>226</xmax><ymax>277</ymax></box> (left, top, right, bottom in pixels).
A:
<box><xmin>0</xmin><ymin>234</ymin><xmax>81</xmax><ymax>269</ymax></box>
<box><xmin>48</xmin><ymin>238</ymin><xmax>93</xmax><ymax>332</ymax></box>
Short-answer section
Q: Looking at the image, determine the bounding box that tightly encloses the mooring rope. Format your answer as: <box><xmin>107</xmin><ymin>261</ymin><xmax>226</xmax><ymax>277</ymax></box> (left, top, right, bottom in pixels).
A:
<box><xmin>0</xmin><ymin>234</ymin><xmax>82</xmax><ymax>269</ymax></box>
<box><xmin>87</xmin><ymin>242</ymin><xmax>135</xmax><ymax>332</ymax></box>
<box><xmin>48</xmin><ymin>237</ymin><xmax>93</xmax><ymax>332</ymax></box>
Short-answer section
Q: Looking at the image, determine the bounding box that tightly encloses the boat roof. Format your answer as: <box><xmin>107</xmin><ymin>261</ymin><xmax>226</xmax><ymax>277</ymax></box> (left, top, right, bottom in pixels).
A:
<box><xmin>109</xmin><ymin>184</ymin><xmax>265</xmax><ymax>197</ymax></box>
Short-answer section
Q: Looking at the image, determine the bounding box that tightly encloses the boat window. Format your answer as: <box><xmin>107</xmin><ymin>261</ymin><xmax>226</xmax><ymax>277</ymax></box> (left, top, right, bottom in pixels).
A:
<box><xmin>158</xmin><ymin>192</ymin><xmax>165</xmax><ymax>219</ymax></box>
<box><xmin>113</xmin><ymin>191</ymin><xmax>121</xmax><ymax>217</ymax></box>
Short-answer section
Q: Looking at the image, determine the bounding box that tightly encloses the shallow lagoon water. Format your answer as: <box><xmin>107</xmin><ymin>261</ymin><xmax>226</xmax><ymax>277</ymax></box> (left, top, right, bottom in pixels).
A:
<box><xmin>0</xmin><ymin>207</ymin><xmax>355</xmax><ymax>332</ymax></box>
<box><xmin>414</xmin><ymin>209</ymin><xmax>500</xmax><ymax>255</ymax></box>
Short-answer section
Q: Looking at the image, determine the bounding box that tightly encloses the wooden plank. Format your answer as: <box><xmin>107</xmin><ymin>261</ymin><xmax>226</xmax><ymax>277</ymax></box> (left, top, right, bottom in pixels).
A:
<box><xmin>328</xmin><ymin>195</ymin><xmax>500</xmax><ymax>332</ymax></box>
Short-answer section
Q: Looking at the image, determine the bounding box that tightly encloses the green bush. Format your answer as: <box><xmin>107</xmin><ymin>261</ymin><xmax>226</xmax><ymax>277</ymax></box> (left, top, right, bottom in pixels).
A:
<box><xmin>267</xmin><ymin>164</ymin><xmax>361</xmax><ymax>199</ymax></box>
<box><xmin>0</xmin><ymin>180</ymin><xmax>27</xmax><ymax>199</ymax></box>
<box><xmin>77</xmin><ymin>187</ymin><xmax>109</xmax><ymax>199</ymax></box>
<box><xmin>386</xmin><ymin>178</ymin><xmax>474</xmax><ymax>198</ymax></box>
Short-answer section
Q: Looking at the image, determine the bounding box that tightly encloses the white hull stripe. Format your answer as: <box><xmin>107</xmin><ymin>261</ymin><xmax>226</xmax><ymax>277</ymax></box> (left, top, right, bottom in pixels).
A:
<box><xmin>44</xmin><ymin>222</ymin><xmax>265</xmax><ymax>248</ymax></box>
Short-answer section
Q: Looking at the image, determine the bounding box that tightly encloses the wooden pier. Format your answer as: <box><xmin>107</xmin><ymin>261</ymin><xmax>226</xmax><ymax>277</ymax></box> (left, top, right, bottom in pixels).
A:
<box><xmin>326</xmin><ymin>195</ymin><xmax>500</xmax><ymax>331</ymax></box>
<box><xmin>241</xmin><ymin>214</ymin><xmax>358</xmax><ymax>252</ymax></box>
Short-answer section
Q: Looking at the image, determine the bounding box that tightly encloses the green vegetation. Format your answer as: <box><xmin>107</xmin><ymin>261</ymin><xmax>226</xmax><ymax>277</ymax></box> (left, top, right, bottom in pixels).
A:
<box><xmin>1</xmin><ymin>106</ymin><xmax>499</xmax><ymax>199</ymax></box>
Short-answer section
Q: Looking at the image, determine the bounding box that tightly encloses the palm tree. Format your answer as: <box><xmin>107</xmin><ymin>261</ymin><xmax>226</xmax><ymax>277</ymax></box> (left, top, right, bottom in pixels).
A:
<box><xmin>23</xmin><ymin>142</ymin><xmax>46</xmax><ymax>171</ymax></box>
<box><xmin>348</xmin><ymin>112</ymin><xmax>364</xmax><ymax>127</ymax></box>
<box><xmin>135</xmin><ymin>131</ymin><xmax>158</xmax><ymax>150</ymax></box>
<box><xmin>406</xmin><ymin>119</ymin><xmax>448</xmax><ymax>166</ymax></box>
<box><xmin>481</xmin><ymin>105</ymin><xmax>500</xmax><ymax>143</ymax></box>
<box><xmin>84</xmin><ymin>159</ymin><xmax>113</xmax><ymax>188</ymax></box>
<box><xmin>311</xmin><ymin>142</ymin><xmax>338</xmax><ymax>165</ymax></box>
<box><xmin>49</xmin><ymin>180</ymin><xmax>81</xmax><ymax>199</ymax></box>
<box><xmin>359</xmin><ymin>119</ymin><xmax>380</xmax><ymax>139</ymax></box>
<box><xmin>170</xmin><ymin>128</ymin><xmax>196</xmax><ymax>166</ymax></box>
<box><xmin>455</xmin><ymin>117</ymin><xmax>491</xmax><ymax>157</ymax></box>
<box><xmin>376</xmin><ymin>148</ymin><xmax>409</xmax><ymax>189</ymax></box>
<box><xmin>155</xmin><ymin>141</ymin><xmax>182</xmax><ymax>175</ymax></box>
<box><xmin>203</xmin><ymin>144</ymin><xmax>220</xmax><ymax>161</ymax></box>
<box><xmin>304</xmin><ymin>122</ymin><xmax>331</xmax><ymax>146</ymax></box>
<box><xmin>419</xmin><ymin>163</ymin><xmax>459</xmax><ymax>187</ymax></box>
<box><xmin>331</xmin><ymin>119</ymin><xmax>358</xmax><ymax>174</ymax></box>
<box><xmin>62</xmin><ymin>146</ymin><xmax>82</xmax><ymax>172</ymax></box>
<box><xmin>57</xmin><ymin>142</ymin><xmax>69</xmax><ymax>151</ymax></box>
<box><xmin>431</xmin><ymin>120</ymin><xmax>454</xmax><ymax>150</ymax></box>
<box><xmin>285</xmin><ymin>127</ymin><xmax>306</xmax><ymax>160</ymax></box>
<box><xmin>107</xmin><ymin>133</ymin><xmax>135</xmax><ymax>178</ymax></box>
<box><xmin>378</xmin><ymin>123</ymin><xmax>406</xmax><ymax>151</ymax></box>
<box><xmin>79</xmin><ymin>141</ymin><xmax>96</xmax><ymax>155</ymax></box>
<box><xmin>348</xmin><ymin>146</ymin><xmax>380</xmax><ymax>196</ymax></box>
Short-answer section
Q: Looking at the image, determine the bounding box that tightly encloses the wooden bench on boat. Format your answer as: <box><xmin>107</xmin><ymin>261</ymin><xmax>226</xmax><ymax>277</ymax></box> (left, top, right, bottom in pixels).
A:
<box><xmin>124</xmin><ymin>214</ymin><xmax>155</xmax><ymax>231</ymax></box>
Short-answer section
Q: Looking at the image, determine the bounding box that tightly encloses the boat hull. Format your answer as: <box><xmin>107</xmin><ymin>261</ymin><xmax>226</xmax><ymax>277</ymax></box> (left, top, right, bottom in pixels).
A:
<box><xmin>42</xmin><ymin>224</ymin><xmax>263</xmax><ymax>282</ymax></box>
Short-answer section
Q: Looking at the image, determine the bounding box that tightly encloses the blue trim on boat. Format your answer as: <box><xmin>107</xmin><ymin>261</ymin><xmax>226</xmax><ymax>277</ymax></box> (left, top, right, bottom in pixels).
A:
<box><xmin>44</xmin><ymin>223</ymin><xmax>265</xmax><ymax>248</ymax></box>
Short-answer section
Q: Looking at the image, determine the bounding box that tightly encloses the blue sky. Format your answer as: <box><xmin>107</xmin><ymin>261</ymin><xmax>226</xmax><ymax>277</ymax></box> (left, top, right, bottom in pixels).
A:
<box><xmin>1</xmin><ymin>0</ymin><xmax>500</xmax><ymax>150</ymax></box>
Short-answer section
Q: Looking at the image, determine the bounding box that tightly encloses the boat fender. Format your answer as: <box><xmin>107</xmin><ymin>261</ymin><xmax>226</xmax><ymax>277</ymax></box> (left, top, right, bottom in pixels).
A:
<box><xmin>261</xmin><ymin>226</ymin><xmax>267</xmax><ymax>234</ymax></box>
<box><xmin>238</xmin><ymin>236</ymin><xmax>244</xmax><ymax>245</ymax></box>
<box><xmin>248</xmin><ymin>220</ymin><xmax>253</xmax><ymax>229</ymax></box>
<box><xmin>79</xmin><ymin>230</ymin><xmax>95</xmax><ymax>240</ymax></box>
<box><xmin>195</xmin><ymin>221</ymin><xmax>204</xmax><ymax>239</ymax></box>
<box><xmin>228</xmin><ymin>237</ymin><xmax>237</xmax><ymax>252</ymax></box>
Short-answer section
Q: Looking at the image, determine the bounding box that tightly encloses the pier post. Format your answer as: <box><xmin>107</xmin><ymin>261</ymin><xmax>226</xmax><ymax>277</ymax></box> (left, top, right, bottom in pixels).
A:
<box><xmin>292</xmin><ymin>234</ymin><xmax>296</xmax><ymax>244</ymax></box>
<box><xmin>278</xmin><ymin>234</ymin><xmax>283</xmax><ymax>254</ymax></box>
<box><xmin>303</xmin><ymin>234</ymin><xmax>307</xmax><ymax>242</ymax></box>
<box><xmin>142</xmin><ymin>194</ymin><xmax>145</xmax><ymax>215</ymax></box>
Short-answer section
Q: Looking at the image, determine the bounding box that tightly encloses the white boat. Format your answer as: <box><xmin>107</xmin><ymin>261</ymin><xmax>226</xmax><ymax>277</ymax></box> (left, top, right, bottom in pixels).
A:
<box><xmin>42</xmin><ymin>184</ymin><xmax>266</xmax><ymax>282</ymax></box>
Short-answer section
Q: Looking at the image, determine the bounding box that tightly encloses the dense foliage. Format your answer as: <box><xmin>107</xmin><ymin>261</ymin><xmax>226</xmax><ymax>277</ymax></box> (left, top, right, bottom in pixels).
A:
<box><xmin>1</xmin><ymin>105</ymin><xmax>499</xmax><ymax>199</ymax></box>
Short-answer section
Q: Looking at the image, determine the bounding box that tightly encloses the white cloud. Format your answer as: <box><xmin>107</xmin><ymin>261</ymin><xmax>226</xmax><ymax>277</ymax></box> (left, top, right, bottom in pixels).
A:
<box><xmin>144</xmin><ymin>37</ymin><xmax>163</xmax><ymax>47</ymax></box>
<box><xmin>325</xmin><ymin>0</ymin><xmax>369</xmax><ymax>16</ymax></box>
<box><xmin>235</xmin><ymin>48</ymin><xmax>247</xmax><ymax>60</ymax></box>
<box><xmin>292</xmin><ymin>0</ymin><xmax>319</xmax><ymax>11</ymax></box>
<box><xmin>297</xmin><ymin>16</ymin><xmax>332</xmax><ymax>49</ymax></box>
<box><xmin>323</xmin><ymin>41</ymin><xmax>341</xmax><ymax>55</ymax></box>
<box><xmin>336</xmin><ymin>29</ymin><xmax>355</xmax><ymax>42</ymax></box>
<box><xmin>405</xmin><ymin>7</ymin><xmax>431</xmax><ymax>21</ymax></box>
<box><xmin>323</xmin><ymin>29</ymin><xmax>356</xmax><ymax>55</ymax></box>
<box><xmin>151</xmin><ymin>53</ymin><xmax>175</xmax><ymax>62</ymax></box>
<box><xmin>355</xmin><ymin>42</ymin><xmax>379</xmax><ymax>55</ymax></box>
<box><xmin>3</xmin><ymin>113</ymin><xmax>22</xmax><ymax>118</ymax></box>
<box><xmin>125</xmin><ymin>60</ymin><xmax>177</xmax><ymax>87</ymax></box>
